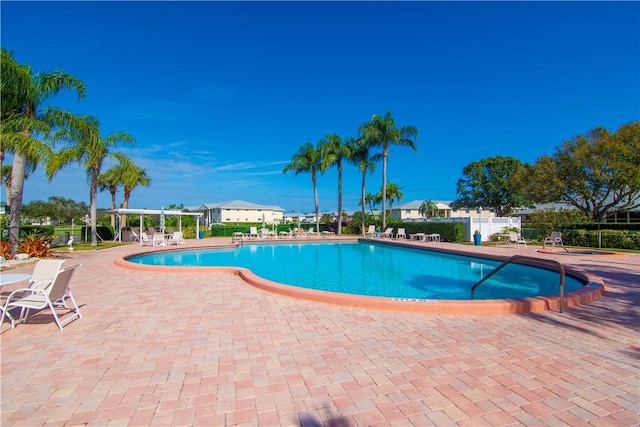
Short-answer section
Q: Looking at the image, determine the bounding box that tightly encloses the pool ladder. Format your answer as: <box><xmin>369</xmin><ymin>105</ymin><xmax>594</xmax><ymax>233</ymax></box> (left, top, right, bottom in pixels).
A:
<box><xmin>471</xmin><ymin>255</ymin><xmax>566</xmax><ymax>312</ymax></box>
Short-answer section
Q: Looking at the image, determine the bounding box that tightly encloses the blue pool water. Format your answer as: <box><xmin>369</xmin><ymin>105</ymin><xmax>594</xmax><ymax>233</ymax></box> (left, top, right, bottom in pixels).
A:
<box><xmin>127</xmin><ymin>242</ymin><xmax>584</xmax><ymax>300</ymax></box>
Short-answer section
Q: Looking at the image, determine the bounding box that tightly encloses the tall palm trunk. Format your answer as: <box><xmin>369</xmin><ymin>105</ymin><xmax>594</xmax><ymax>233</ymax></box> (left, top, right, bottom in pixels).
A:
<box><xmin>381</xmin><ymin>147</ymin><xmax>389</xmax><ymax>229</ymax></box>
<box><xmin>8</xmin><ymin>153</ymin><xmax>26</xmax><ymax>255</ymax></box>
<box><xmin>312</xmin><ymin>172</ymin><xmax>319</xmax><ymax>233</ymax></box>
<box><xmin>122</xmin><ymin>190</ymin><xmax>132</xmax><ymax>229</ymax></box>
<box><xmin>89</xmin><ymin>166</ymin><xmax>99</xmax><ymax>247</ymax></box>
<box><xmin>337</xmin><ymin>159</ymin><xmax>343</xmax><ymax>235</ymax></box>
<box><xmin>360</xmin><ymin>171</ymin><xmax>367</xmax><ymax>234</ymax></box>
<box><xmin>109</xmin><ymin>186</ymin><xmax>117</xmax><ymax>228</ymax></box>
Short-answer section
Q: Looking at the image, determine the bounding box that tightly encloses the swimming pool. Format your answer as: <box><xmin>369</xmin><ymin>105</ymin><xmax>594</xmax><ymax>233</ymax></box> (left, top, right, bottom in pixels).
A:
<box><xmin>126</xmin><ymin>241</ymin><xmax>585</xmax><ymax>300</ymax></box>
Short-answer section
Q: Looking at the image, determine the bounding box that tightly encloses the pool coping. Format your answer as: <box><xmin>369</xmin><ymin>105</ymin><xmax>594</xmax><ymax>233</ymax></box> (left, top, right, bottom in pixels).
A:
<box><xmin>113</xmin><ymin>240</ymin><xmax>606</xmax><ymax>315</ymax></box>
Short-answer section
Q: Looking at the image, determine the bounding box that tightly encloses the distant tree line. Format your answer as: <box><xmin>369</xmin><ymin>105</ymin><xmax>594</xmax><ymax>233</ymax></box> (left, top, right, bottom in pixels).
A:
<box><xmin>452</xmin><ymin>122</ymin><xmax>639</xmax><ymax>222</ymax></box>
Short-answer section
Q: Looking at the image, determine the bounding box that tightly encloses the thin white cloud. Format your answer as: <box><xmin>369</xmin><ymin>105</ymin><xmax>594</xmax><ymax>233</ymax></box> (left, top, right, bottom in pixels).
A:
<box><xmin>192</xmin><ymin>83</ymin><xmax>235</xmax><ymax>101</ymax></box>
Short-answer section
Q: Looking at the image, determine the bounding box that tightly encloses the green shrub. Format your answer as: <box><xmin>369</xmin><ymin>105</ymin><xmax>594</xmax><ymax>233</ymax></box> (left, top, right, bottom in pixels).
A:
<box><xmin>562</xmin><ymin>229</ymin><xmax>640</xmax><ymax>250</ymax></box>
<box><xmin>79</xmin><ymin>226</ymin><xmax>114</xmax><ymax>242</ymax></box>
<box><xmin>402</xmin><ymin>222</ymin><xmax>465</xmax><ymax>242</ymax></box>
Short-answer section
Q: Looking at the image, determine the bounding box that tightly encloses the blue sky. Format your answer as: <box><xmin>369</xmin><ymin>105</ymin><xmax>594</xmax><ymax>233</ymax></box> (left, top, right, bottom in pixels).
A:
<box><xmin>2</xmin><ymin>1</ymin><xmax>638</xmax><ymax>214</ymax></box>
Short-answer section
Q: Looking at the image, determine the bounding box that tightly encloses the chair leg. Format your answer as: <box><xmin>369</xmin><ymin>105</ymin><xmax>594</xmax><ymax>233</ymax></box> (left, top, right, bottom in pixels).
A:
<box><xmin>66</xmin><ymin>290</ymin><xmax>82</xmax><ymax>319</ymax></box>
<box><xmin>0</xmin><ymin>307</ymin><xmax>15</xmax><ymax>329</ymax></box>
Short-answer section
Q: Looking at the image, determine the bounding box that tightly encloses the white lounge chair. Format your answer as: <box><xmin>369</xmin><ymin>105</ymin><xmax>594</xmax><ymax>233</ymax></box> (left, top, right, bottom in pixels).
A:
<box><xmin>543</xmin><ymin>231</ymin><xmax>563</xmax><ymax>248</ymax></box>
<box><xmin>1</xmin><ymin>264</ymin><xmax>83</xmax><ymax>331</ymax></box>
<box><xmin>129</xmin><ymin>227</ymin><xmax>141</xmax><ymax>242</ymax></box>
<box><xmin>168</xmin><ymin>231</ymin><xmax>185</xmax><ymax>245</ymax></box>
<box><xmin>381</xmin><ymin>228</ymin><xmax>394</xmax><ymax>238</ymax></box>
<box><xmin>307</xmin><ymin>227</ymin><xmax>320</xmax><ymax>238</ymax></box>
<box><xmin>364</xmin><ymin>225</ymin><xmax>376</xmax><ymax>238</ymax></box>
<box><xmin>140</xmin><ymin>232</ymin><xmax>152</xmax><ymax>245</ymax></box>
<box><xmin>278</xmin><ymin>229</ymin><xmax>293</xmax><ymax>239</ymax></box>
<box><xmin>395</xmin><ymin>228</ymin><xmax>407</xmax><ymax>240</ymax></box>
<box><xmin>152</xmin><ymin>234</ymin><xmax>165</xmax><ymax>247</ymax></box>
<box><xmin>248</xmin><ymin>227</ymin><xmax>259</xmax><ymax>239</ymax></box>
<box><xmin>509</xmin><ymin>232</ymin><xmax>527</xmax><ymax>248</ymax></box>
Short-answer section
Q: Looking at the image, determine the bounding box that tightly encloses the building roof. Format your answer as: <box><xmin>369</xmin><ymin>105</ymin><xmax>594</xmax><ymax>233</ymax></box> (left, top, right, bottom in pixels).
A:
<box><xmin>395</xmin><ymin>200</ymin><xmax>453</xmax><ymax>210</ymax></box>
<box><xmin>185</xmin><ymin>200</ymin><xmax>285</xmax><ymax>212</ymax></box>
<box><xmin>101</xmin><ymin>208</ymin><xmax>203</xmax><ymax>217</ymax></box>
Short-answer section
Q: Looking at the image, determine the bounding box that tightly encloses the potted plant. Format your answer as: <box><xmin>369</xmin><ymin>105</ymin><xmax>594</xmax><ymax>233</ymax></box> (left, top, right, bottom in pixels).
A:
<box><xmin>473</xmin><ymin>229</ymin><xmax>482</xmax><ymax>246</ymax></box>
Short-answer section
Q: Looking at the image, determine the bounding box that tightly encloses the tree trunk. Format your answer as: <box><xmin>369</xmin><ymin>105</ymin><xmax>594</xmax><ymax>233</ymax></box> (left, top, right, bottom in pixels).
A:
<box><xmin>89</xmin><ymin>169</ymin><xmax>98</xmax><ymax>247</ymax></box>
<box><xmin>8</xmin><ymin>154</ymin><xmax>26</xmax><ymax>255</ymax></box>
<box><xmin>381</xmin><ymin>147</ymin><xmax>388</xmax><ymax>229</ymax></box>
<box><xmin>337</xmin><ymin>160</ymin><xmax>343</xmax><ymax>235</ymax></box>
<box><xmin>122</xmin><ymin>190</ymin><xmax>131</xmax><ymax>228</ymax></box>
<box><xmin>361</xmin><ymin>171</ymin><xmax>366</xmax><ymax>234</ymax></box>
<box><xmin>110</xmin><ymin>187</ymin><xmax>116</xmax><ymax>228</ymax></box>
<box><xmin>312</xmin><ymin>172</ymin><xmax>319</xmax><ymax>233</ymax></box>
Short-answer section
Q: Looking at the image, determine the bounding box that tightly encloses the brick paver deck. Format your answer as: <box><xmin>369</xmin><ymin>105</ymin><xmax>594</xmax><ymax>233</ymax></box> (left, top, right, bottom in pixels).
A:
<box><xmin>1</xmin><ymin>238</ymin><xmax>638</xmax><ymax>426</ymax></box>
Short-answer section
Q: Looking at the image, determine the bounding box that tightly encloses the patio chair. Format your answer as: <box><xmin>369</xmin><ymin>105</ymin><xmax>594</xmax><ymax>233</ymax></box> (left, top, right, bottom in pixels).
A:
<box><xmin>248</xmin><ymin>227</ymin><xmax>259</xmax><ymax>239</ymax></box>
<box><xmin>543</xmin><ymin>231</ymin><xmax>563</xmax><ymax>248</ymax></box>
<box><xmin>509</xmin><ymin>232</ymin><xmax>527</xmax><ymax>248</ymax></box>
<box><xmin>152</xmin><ymin>234</ymin><xmax>165</xmax><ymax>246</ymax></box>
<box><xmin>129</xmin><ymin>227</ymin><xmax>141</xmax><ymax>242</ymax></box>
<box><xmin>168</xmin><ymin>231</ymin><xmax>185</xmax><ymax>245</ymax></box>
<box><xmin>396</xmin><ymin>228</ymin><xmax>407</xmax><ymax>240</ymax></box>
<box><xmin>381</xmin><ymin>228</ymin><xmax>394</xmax><ymax>238</ymax></box>
<box><xmin>364</xmin><ymin>225</ymin><xmax>376</xmax><ymax>238</ymax></box>
<box><xmin>28</xmin><ymin>259</ymin><xmax>66</xmax><ymax>290</ymax></box>
<box><xmin>278</xmin><ymin>229</ymin><xmax>293</xmax><ymax>239</ymax></box>
<box><xmin>140</xmin><ymin>232</ymin><xmax>152</xmax><ymax>245</ymax></box>
<box><xmin>1</xmin><ymin>264</ymin><xmax>83</xmax><ymax>331</ymax></box>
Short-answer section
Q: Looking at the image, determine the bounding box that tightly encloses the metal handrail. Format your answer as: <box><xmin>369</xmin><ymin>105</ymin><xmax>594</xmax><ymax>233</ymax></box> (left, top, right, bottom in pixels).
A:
<box><xmin>471</xmin><ymin>255</ymin><xmax>566</xmax><ymax>312</ymax></box>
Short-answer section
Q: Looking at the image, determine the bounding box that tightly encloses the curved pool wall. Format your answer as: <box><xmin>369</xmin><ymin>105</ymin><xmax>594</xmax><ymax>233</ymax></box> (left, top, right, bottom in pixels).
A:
<box><xmin>114</xmin><ymin>241</ymin><xmax>606</xmax><ymax>315</ymax></box>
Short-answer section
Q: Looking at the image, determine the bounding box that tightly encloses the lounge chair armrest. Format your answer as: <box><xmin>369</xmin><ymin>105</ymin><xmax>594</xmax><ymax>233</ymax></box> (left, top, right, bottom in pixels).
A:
<box><xmin>5</xmin><ymin>287</ymin><xmax>45</xmax><ymax>301</ymax></box>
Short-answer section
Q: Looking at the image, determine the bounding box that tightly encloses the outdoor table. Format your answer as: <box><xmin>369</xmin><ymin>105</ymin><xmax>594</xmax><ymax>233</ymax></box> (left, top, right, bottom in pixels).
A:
<box><xmin>0</xmin><ymin>273</ymin><xmax>31</xmax><ymax>287</ymax></box>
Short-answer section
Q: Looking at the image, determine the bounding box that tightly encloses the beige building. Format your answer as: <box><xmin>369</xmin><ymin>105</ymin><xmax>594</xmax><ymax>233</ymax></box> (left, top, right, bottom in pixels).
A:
<box><xmin>390</xmin><ymin>200</ymin><xmax>497</xmax><ymax>221</ymax></box>
<box><xmin>186</xmin><ymin>200</ymin><xmax>284</xmax><ymax>226</ymax></box>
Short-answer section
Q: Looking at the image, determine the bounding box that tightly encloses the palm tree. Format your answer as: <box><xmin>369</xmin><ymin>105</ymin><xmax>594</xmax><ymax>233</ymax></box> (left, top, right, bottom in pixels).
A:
<box><xmin>419</xmin><ymin>200</ymin><xmax>439</xmax><ymax>218</ymax></box>
<box><xmin>283</xmin><ymin>142</ymin><xmax>322</xmax><ymax>233</ymax></box>
<box><xmin>319</xmin><ymin>134</ymin><xmax>351</xmax><ymax>235</ymax></box>
<box><xmin>347</xmin><ymin>136</ymin><xmax>377</xmax><ymax>233</ymax></box>
<box><xmin>98</xmin><ymin>154</ymin><xmax>131</xmax><ymax>228</ymax></box>
<box><xmin>359</xmin><ymin>111</ymin><xmax>418</xmax><ymax>229</ymax></box>
<box><xmin>383</xmin><ymin>181</ymin><xmax>403</xmax><ymax>217</ymax></box>
<box><xmin>47</xmin><ymin>115</ymin><xmax>134</xmax><ymax>246</ymax></box>
<box><xmin>365</xmin><ymin>192</ymin><xmax>377</xmax><ymax>215</ymax></box>
<box><xmin>121</xmin><ymin>161</ymin><xmax>151</xmax><ymax>227</ymax></box>
<box><xmin>0</xmin><ymin>48</ymin><xmax>85</xmax><ymax>253</ymax></box>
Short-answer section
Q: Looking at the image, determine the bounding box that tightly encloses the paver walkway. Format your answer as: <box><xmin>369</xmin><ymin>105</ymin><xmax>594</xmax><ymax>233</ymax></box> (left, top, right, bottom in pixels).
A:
<box><xmin>1</xmin><ymin>238</ymin><xmax>638</xmax><ymax>426</ymax></box>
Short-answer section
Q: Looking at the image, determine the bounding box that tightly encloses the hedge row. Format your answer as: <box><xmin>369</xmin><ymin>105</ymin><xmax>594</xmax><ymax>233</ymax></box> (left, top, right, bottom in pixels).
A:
<box><xmin>561</xmin><ymin>229</ymin><xmax>640</xmax><ymax>250</ymax></box>
<box><xmin>211</xmin><ymin>222</ymin><xmax>465</xmax><ymax>241</ymax></box>
<box><xmin>523</xmin><ymin>228</ymin><xmax>640</xmax><ymax>250</ymax></box>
